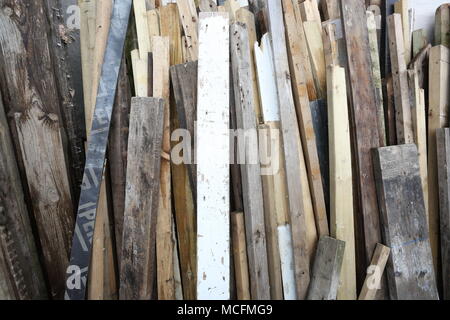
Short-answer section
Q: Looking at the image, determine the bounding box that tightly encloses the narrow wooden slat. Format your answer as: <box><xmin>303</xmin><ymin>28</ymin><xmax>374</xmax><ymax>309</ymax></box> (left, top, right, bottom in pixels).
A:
<box><xmin>381</xmin><ymin>0</ymin><xmax>398</xmax><ymax>78</ymax></box>
<box><xmin>435</xmin><ymin>4</ymin><xmax>450</xmax><ymax>47</ymax></box>
<box><xmin>0</xmin><ymin>96</ymin><xmax>46</xmax><ymax>299</ymax></box>
<box><xmin>307</xmin><ymin>236</ymin><xmax>345</xmax><ymax>300</ymax></box>
<box><xmin>408</xmin><ymin>69</ymin><xmax>428</xmax><ymax>217</ymax></box>
<box><xmin>358</xmin><ymin>244</ymin><xmax>390</xmax><ymax>300</ymax></box>
<box><xmin>231</xmin><ymin>212</ymin><xmax>251</xmax><ymax>300</ymax></box>
<box><xmin>299</xmin><ymin>0</ymin><xmax>322</xmax><ymax>25</ymax></box>
<box><xmin>373</xmin><ymin>144</ymin><xmax>439</xmax><ymax>300</ymax></box>
<box><xmin>437</xmin><ymin>128</ymin><xmax>450</xmax><ymax>299</ymax></box>
<box><xmin>367</xmin><ymin>10</ymin><xmax>386</xmax><ymax>147</ymax></box>
<box><xmin>322</xmin><ymin>23</ymin><xmax>339</xmax><ymax>67</ymax></box>
<box><xmin>386</xmin><ymin>76</ymin><xmax>397</xmax><ymax>146</ymax></box>
<box><xmin>119</xmin><ymin>98</ymin><xmax>164</xmax><ymax>300</ymax></box>
<box><xmin>231</xmin><ymin>22</ymin><xmax>270</xmax><ymax>300</ymax></box>
<box><xmin>196</xmin><ymin>12</ymin><xmax>230</xmax><ymax>300</ymax></box>
<box><xmin>134</xmin><ymin>0</ymin><xmax>151</xmax><ymax>56</ymax></box>
<box><xmin>412</xmin><ymin>29</ymin><xmax>428</xmax><ymax>57</ymax></box>
<box><xmin>387</xmin><ymin>13</ymin><xmax>414</xmax><ymax>144</ymax></box>
<box><xmin>327</xmin><ymin>65</ymin><xmax>356</xmax><ymax>300</ymax></box>
<box><xmin>147</xmin><ymin>9</ymin><xmax>160</xmax><ymax>51</ymax></box>
<box><xmin>428</xmin><ymin>45</ymin><xmax>450</xmax><ymax>278</ymax></box>
<box><xmin>177</xmin><ymin>0</ymin><xmax>199</xmax><ymax>61</ymax></box>
<box><xmin>341</xmin><ymin>0</ymin><xmax>385</xmax><ymax>296</ymax></box>
<box><xmin>394</xmin><ymin>0</ymin><xmax>411</xmax><ymax>64</ymax></box>
<box><xmin>266</xmin><ymin>0</ymin><xmax>310</xmax><ymax>299</ymax></box>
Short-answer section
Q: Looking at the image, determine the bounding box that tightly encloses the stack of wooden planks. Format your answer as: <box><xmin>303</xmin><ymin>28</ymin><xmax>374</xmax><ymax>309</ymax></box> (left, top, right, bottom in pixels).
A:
<box><xmin>0</xmin><ymin>0</ymin><xmax>449</xmax><ymax>301</ymax></box>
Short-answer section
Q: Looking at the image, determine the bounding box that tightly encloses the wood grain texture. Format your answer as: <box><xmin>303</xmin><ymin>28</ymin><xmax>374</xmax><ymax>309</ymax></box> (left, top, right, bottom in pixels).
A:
<box><xmin>196</xmin><ymin>12</ymin><xmax>230</xmax><ymax>300</ymax></box>
<box><xmin>358</xmin><ymin>244</ymin><xmax>390</xmax><ymax>300</ymax></box>
<box><xmin>0</xmin><ymin>96</ymin><xmax>47</xmax><ymax>300</ymax></box>
<box><xmin>387</xmin><ymin>13</ymin><xmax>414</xmax><ymax>144</ymax></box>
<box><xmin>120</xmin><ymin>98</ymin><xmax>164</xmax><ymax>300</ymax></box>
<box><xmin>435</xmin><ymin>4</ymin><xmax>450</xmax><ymax>47</ymax></box>
<box><xmin>177</xmin><ymin>0</ymin><xmax>199</xmax><ymax>61</ymax></box>
<box><xmin>341</xmin><ymin>0</ymin><xmax>385</xmax><ymax>297</ymax></box>
<box><xmin>394</xmin><ymin>0</ymin><xmax>411</xmax><ymax>64</ymax></box>
<box><xmin>327</xmin><ymin>66</ymin><xmax>356</xmax><ymax>300</ymax></box>
<box><xmin>267</xmin><ymin>0</ymin><xmax>311</xmax><ymax>299</ymax></box>
<box><xmin>373</xmin><ymin>144</ymin><xmax>439</xmax><ymax>300</ymax></box>
<box><xmin>231</xmin><ymin>212</ymin><xmax>251</xmax><ymax>300</ymax></box>
<box><xmin>381</xmin><ymin>0</ymin><xmax>397</xmax><ymax>78</ymax></box>
<box><xmin>428</xmin><ymin>45</ymin><xmax>450</xmax><ymax>278</ymax></box>
<box><xmin>231</xmin><ymin>22</ymin><xmax>270</xmax><ymax>300</ymax></box>
<box><xmin>307</xmin><ymin>236</ymin><xmax>345</xmax><ymax>300</ymax></box>
<box><xmin>0</xmin><ymin>1</ymin><xmax>75</xmax><ymax>298</ymax></box>
<box><xmin>284</xmin><ymin>0</ymin><xmax>328</xmax><ymax>238</ymax></box>
<box><xmin>436</xmin><ymin>128</ymin><xmax>450</xmax><ymax>300</ymax></box>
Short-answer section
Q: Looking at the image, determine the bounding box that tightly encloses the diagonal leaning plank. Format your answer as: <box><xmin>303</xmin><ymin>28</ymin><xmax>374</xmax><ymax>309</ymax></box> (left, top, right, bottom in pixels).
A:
<box><xmin>119</xmin><ymin>98</ymin><xmax>164</xmax><ymax>300</ymax></box>
<box><xmin>266</xmin><ymin>0</ymin><xmax>311</xmax><ymax>299</ymax></box>
<box><xmin>231</xmin><ymin>22</ymin><xmax>270</xmax><ymax>300</ymax></box>
<box><xmin>196</xmin><ymin>12</ymin><xmax>230</xmax><ymax>300</ymax></box>
<box><xmin>340</xmin><ymin>0</ymin><xmax>386</xmax><ymax>297</ymax></box>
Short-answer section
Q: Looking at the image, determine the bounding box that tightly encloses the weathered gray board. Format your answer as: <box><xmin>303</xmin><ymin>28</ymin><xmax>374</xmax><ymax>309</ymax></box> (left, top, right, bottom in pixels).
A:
<box><xmin>120</xmin><ymin>98</ymin><xmax>164</xmax><ymax>300</ymax></box>
<box><xmin>436</xmin><ymin>128</ymin><xmax>450</xmax><ymax>299</ymax></box>
<box><xmin>307</xmin><ymin>236</ymin><xmax>345</xmax><ymax>300</ymax></box>
<box><xmin>373</xmin><ymin>144</ymin><xmax>439</xmax><ymax>300</ymax></box>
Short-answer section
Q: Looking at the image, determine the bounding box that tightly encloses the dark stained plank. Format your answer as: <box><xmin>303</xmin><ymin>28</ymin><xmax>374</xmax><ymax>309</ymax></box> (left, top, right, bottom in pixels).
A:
<box><xmin>119</xmin><ymin>98</ymin><xmax>164</xmax><ymax>300</ymax></box>
<box><xmin>381</xmin><ymin>0</ymin><xmax>398</xmax><ymax>78</ymax></box>
<box><xmin>436</xmin><ymin>128</ymin><xmax>450</xmax><ymax>299</ymax></box>
<box><xmin>373</xmin><ymin>144</ymin><xmax>439</xmax><ymax>300</ymax></box>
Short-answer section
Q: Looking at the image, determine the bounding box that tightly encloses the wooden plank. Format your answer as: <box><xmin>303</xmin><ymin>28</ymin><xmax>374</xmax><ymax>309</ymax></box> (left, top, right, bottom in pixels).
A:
<box><xmin>266</xmin><ymin>0</ymin><xmax>310</xmax><ymax>299</ymax></box>
<box><xmin>367</xmin><ymin>10</ymin><xmax>386</xmax><ymax>147</ymax></box>
<box><xmin>284</xmin><ymin>0</ymin><xmax>328</xmax><ymax>238</ymax></box>
<box><xmin>299</xmin><ymin>0</ymin><xmax>321</xmax><ymax>24</ymax></box>
<box><xmin>151</xmin><ymin>36</ymin><xmax>177</xmax><ymax>300</ymax></box>
<box><xmin>119</xmin><ymin>98</ymin><xmax>164</xmax><ymax>300</ymax></box>
<box><xmin>412</xmin><ymin>29</ymin><xmax>428</xmax><ymax>57</ymax></box>
<box><xmin>322</xmin><ymin>0</ymin><xmax>340</xmax><ymax>20</ymax></box>
<box><xmin>231</xmin><ymin>212</ymin><xmax>251</xmax><ymax>300</ymax></box>
<box><xmin>327</xmin><ymin>65</ymin><xmax>356</xmax><ymax>300</ymax></box>
<box><xmin>160</xmin><ymin>4</ymin><xmax>183</xmax><ymax>66</ymax></box>
<box><xmin>386</xmin><ymin>76</ymin><xmax>397</xmax><ymax>145</ymax></box>
<box><xmin>147</xmin><ymin>9</ymin><xmax>160</xmax><ymax>51</ymax></box>
<box><xmin>0</xmin><ymin>95</ymin><xmax>47</xmax><ymax>299</ymax></box>
<box><xmin>387</xmin><ymin>13</ymin><xmax>414</xmax><ymax>144</ymax></box>
<box><xmin>131</xmin><ymin>49</ymin><xmax>149</xmax><ymax>97</ymax></box>
<box><xmin>408</xmin><ymin>69</ymin><xmax>428</xmax><ymax>217</ymax></box>
<box><xmin>235</xmin><ymin>8</ymin><xmax>262</xmax><ymax>123</ymax></box>
<box><xmin>224</xmin><ymin>0</ymin><xmax>240</xmax><ymax>22</ymax></box>
<box><xmin>394</xmin><ymin>0</ymin><xmax>411</xmax><ymax>64</ymax></box>
<box><xmin>134</xmin><ymin>0</ymin><xmax>151</xmax><ymax>56</ymax></box>
<box><xmin>358</xmin><ymin>244</ymin><xmax>391</xmax><ymax>300</ymax></box>
<box><xmin>341</xmin><ymin>0</ymin><xmax>384</xmax><ymax>296</ymax></box>
<box><xmin>177</xmin><ymin>0</ymin><xmax>199</xmax><ymax>61</ymax></box>
<box><xmin>254</xmin><ymin>35</ymin><xmax>301</xmax><ymax>299</ymax></box>
<box><xmin>196</xmin><ymin>12</ymin><xmax>230</xmax><ymax>300</ymax></box>
<box><xmin>428</xmin><ymin>45</ymin><xmax>450</xmax><ymax>277</ymax></box>
<box><xmin>322</xmin><ymin>23</ymin><xmax>339</xmax><ymax>67</ymax></box>
<box><xmin>303</xmin><ymin>20</ymin><xmax>327</xmax><ymax>99</ymax></box>
<box><xmin>373</xmin><ymin>144</ymin><xmax>439</xmax><ymax>300</ymax></box>
<box><xmin>108</xmin><ymin>56</ymin><xmax>132</xmax><ymax>262</ymax></box>
<box><xmin>435</xmin><ymin>4</ymin><xmax>450</xmax><ymax>47</ymax></box>
<box><xmin>199</xmin><ymin>0</ymin><xmax>218</xmax><ymax>12</ymax></box>
<box><xmin>306</xmin><ymin>236</ymin><xmax>346</xmax><ymax>300</ymax></box>
<box><xmin>231</xmin><ymin>22</ymin><xmax>270</xmax><ymax>300</ymax></box>
<box><xmin>0</xmin><ymin>2</ymin><xmax>75</xmax><ymax>299</ymax></box>
<box><xmin>436</xmin><ymin>128</ymin><xmax>450</xmax><ymax>299</ymax></box>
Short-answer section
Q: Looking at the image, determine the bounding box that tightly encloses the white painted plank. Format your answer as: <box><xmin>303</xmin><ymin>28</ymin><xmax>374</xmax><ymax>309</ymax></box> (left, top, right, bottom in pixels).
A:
<box><xmin>196</xmin><ymin>12</ymin><xmax>230</xmax><ymax>300</ymax></box>
<box><xmin>278</xmin><ymin>225</ymin><xmax>297</xmax><ymax>300</ymax></box>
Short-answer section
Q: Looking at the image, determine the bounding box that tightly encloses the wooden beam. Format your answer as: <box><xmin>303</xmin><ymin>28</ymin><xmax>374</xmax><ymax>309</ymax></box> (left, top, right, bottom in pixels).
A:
<box><xmin>341</xmin><ymin>0</ymin><xmax>385</xmax><ymax>296</ymax></box>
<box><xmin>119</xmin><ymin>98</ymin><xmax>164</xmax><ymax>300</ymax></box>
<box><xmin>387</xmin><ymin>13</ymin><xmax>414</xmax><ymax>144</ymax></box>
<box><xmin>435</xmin><ymin>4</ymin><xmax>450</xmax><ymax>47</ymax></box>
<box><xmin>266</xmin><ymin>0</ymin><xmax>311</xmax><ymax>299</ymax></box>
<box><xmin>196</xmin><ymin>12</ymin><xmax>230</xmax><ymax>300</ymax></box>
<box><xmin>358</xmin><ymin>244</ymin><xmax>390</xmax><ymax>300</ymax></box>
<box><xmin>307</xmin><ymin>236</ymin><xmax>345</xmax><ymax>300</ymax></box>
<box><xmin>177</xmin><ymin>0</ymin><xmax>199</xmax><ymax>61</ymax></box>
<box><xmin>408</xmin><ymin>69</ymin><xmax>428</xmax><ymax>217</ymax></box>
<box><xmin>428</xmin><ymin>45</ymin><xmax>450</xmax><ymax>278</ymax></box>
<box><xmin>231</xmin><ymin>212</ymin><xmax>251</xmax><ymax>300</ymax></box>
<box><xmin>327</xmin><ymin>65</ymin><xmax>356</xmax><ymax>300</ymax></box>
<box><xmin>367</xmin><ymin>10</ymin><xmax>386</xmax><ymax>147</ymax></box>
<box><xmin>284</xmin><ymin>0</ymin><xmax>328</xmax><ymax>238</ymax></box>
<box><xmin>231</xmin><ymin>22</ymin><xmax>270</xmax><ymax>300</ymax></box>
<box><xmin>436</xmin><ymin>128</ymin><xmax>450</xmax><ymax>299</ymax></box>
<box><xmin>394</xmin><ymin>0</ymin><xmax>411</xmax><ymax>64</ymax></box>
<box><xmin>373</xmin><ymin>144</ymin><xmax>439</xmax><ymax>300</ymax></box>
<box><xmin>0</xmin><ymin>95</ymin><xmax>47</xmax><ymax>299</ymax></box>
